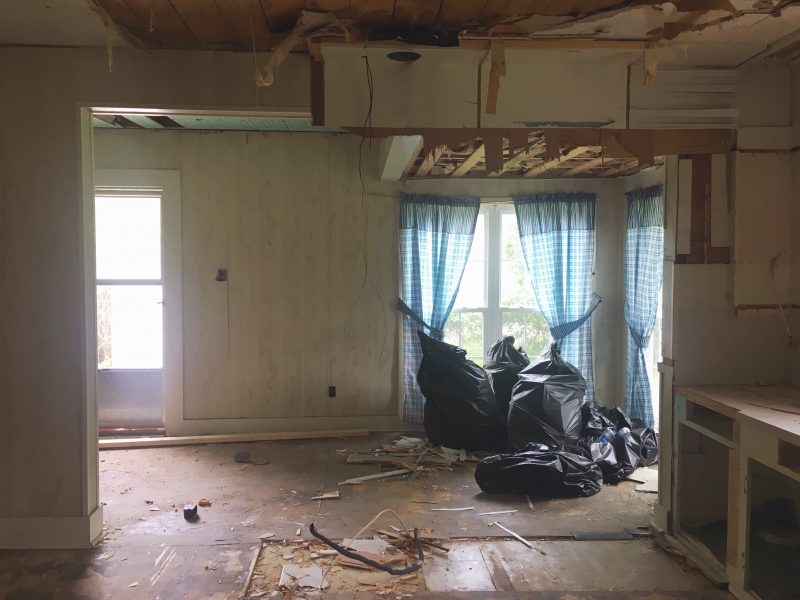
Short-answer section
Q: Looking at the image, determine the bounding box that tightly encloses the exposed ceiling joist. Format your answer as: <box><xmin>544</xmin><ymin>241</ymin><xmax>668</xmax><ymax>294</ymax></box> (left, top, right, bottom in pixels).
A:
<box><xmin>523</xmin><ymin>146</ymin><xmax>589</xmax><ymax>178</ymax></box>
<box><xmin>563</xmin><ymin>155</ymin><xmax>606</xmax><ymax>177</ymax></box>
<box><xmin>416</xmin><ymin>146</ymin><xmax>445</xmax><ymax>177</ymax></box>
<box><xmin>451</xmin><ymin>144</ymin><xmax>485</xmax><ymax>177</ymax></box>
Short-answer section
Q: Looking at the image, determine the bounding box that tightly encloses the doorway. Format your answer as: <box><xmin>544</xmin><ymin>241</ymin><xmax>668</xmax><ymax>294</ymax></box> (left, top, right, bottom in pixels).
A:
<box><xmin>93</xmin><ymin>169</ymin><xmax>181</xmax><ymax>434</ymax></box>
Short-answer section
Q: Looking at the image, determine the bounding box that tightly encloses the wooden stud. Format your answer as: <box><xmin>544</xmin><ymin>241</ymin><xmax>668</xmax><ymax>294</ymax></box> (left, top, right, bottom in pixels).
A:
<box><xmin>449</xmin><ymin>143</ymin><xmax>484</xmax><ymax>177</ymax></box>
<box><xmin>563</xmin><ymin>155</ymin><xmax>605</xmax><ymax>177</ymax></box>
<box><xmin>416</xmin><ymin>146</ymin><xmax>445</xmax><ymax>176</ymax></box>
<box><xmin>523</xmin><ymin>146</ymin><xmax>588</xmax><ymax>178</ymax></box>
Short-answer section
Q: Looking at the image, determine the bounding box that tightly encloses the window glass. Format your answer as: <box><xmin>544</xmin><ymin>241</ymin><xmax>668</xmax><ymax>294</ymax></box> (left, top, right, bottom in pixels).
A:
<box><xmin>96</xmin><ymin>195</ymin><xmax>161</xmax><ymax>279</ymax></box>
<box><xmin>97</xmin><ymin>285</ymin><xmax>163</xmax><ymax>369</ymax></box>
<box><xmin>501</xmin><ymin>309</ymin><xmax>551</xmax><ymax>357</ymax></box>
<box><xmin>500</xmin><ymin>213</ymin><xmax>537</xmax><ymax>309</ymax></box>
<box><xmin>452</xmin><ymin>214</ymin><xmax>485</xmax><ymax>309</ymax></box>
<box><xmin>443</xmin><ymin>311</ymin><xmax>484</xmax><ymax>362</ymax></box>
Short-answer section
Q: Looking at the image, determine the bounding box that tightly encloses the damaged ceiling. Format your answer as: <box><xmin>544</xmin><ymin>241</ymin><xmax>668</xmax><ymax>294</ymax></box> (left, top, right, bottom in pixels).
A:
<box><xmin>80</xmin><ymin>0</ymin><xmax>800</xmax><ymax>66</ymax></box>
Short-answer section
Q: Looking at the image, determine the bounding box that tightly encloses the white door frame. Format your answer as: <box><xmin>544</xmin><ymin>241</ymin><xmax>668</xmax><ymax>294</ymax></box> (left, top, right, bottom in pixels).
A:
<box><xmin>92</xmin><ymin>168</ymin><xmax>183</xmax><ymax>434</ymax></box>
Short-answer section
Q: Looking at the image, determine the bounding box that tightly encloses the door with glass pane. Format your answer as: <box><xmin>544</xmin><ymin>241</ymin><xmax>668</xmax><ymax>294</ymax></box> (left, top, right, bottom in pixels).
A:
<box><xmin>95</xmin><ymin>189</ymin><xmax>164</xmax><ymax>430</ymax></box>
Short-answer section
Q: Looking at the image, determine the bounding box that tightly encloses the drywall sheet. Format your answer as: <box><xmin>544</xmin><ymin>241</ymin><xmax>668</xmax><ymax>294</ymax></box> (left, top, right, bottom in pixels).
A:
<box><xmin>322</xmin><ymin>45</ymin><xmax>483</xmax><ymax>129</ymax></box>
<box><xmin>629</xmin><ymin>66</ymin><xmax>738</xmax><ymax>129</ymax></box>
<box><xmin>479</xmin><ymin>49</ymin><xmax>628</xmax><ymax>129</ymax></box>
<box><xmin>733</xmin><ymin>152</ymin><xmax>791</xmax><ymax>307</ymax></box>
<box><xmin>322</xmin><ymin>46</ymin><xmax>628</xmax><ymax>129</ymax></box>
<box><xmin>672</xmin><ymin>265</ymin><xmax>788</xmax><ymax>385</ymax></box>
<box><xmin>710</xmin><ymin>154</ymin><xmax>729</xmax><ymax>247</ymax></box>
<box><xmin>677</xmin><ymin>159</ymin><xmax>693</xmax><ymax>255</ymax></box>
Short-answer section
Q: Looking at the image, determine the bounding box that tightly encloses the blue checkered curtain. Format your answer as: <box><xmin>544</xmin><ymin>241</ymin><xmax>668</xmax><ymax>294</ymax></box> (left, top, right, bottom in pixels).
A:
<box><xmin>624</xmin><ymin>185</ymin><xmax>664</xmax><ymax>428</ymax></box>
<box><xmin>399</xmin><ymin>193</ymin><xmax>480</xmax><ymax>423</ymax></box>
<box><xmin>514</xmin><ymin>193</ymin><xmax>600</xmax><ymax>401</ymax></box>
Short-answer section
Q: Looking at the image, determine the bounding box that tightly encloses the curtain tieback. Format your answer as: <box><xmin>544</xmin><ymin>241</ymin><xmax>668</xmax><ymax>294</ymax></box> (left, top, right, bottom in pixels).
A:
<box><xmin>550</xmin><ymin>293</ymin><xmax>602</xmax><ymax>342</ymax></box>
<box><xmin>396</xmin><ymin>298</ymin><xmax>444</xmax><ymax>339</ymax></box>
<box><xmin>627</xmin><ymin>325</ymin><xmax>650</xmax><ymax>349</ymax></box>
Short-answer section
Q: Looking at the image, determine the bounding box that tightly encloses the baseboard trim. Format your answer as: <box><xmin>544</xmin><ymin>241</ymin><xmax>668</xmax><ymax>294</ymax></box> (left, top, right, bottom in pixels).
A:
<box><xmin>0</xmin><ymin>506</ymin><xmax>104</xmax><ymax>549</ymax></box>
<box><xmin>100</xmin><ymin>428</ymin><xmax>372</xmax><ymax>449</ymax></box>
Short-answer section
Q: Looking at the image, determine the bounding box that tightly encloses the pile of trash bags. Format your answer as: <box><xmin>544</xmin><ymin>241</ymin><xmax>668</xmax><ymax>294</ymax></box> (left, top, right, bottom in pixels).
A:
<box><xmin>416</xmin><ymin>331</ymin><xmax>507</xmax><ymax>451</ymax></box>
<box><xmin>415</xmin><ymin>333</ymin><xmax>659</xmax><ymax>498</ymax></box>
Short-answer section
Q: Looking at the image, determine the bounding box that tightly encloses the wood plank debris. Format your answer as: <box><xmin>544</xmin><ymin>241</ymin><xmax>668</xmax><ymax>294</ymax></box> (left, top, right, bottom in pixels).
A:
<box><xmin>430</xmin><ymin>507</ymin><xmax>475</xmax><ymax>512</ymax></box>
<box><xmin>491</xmin><ymin>521</ymin><xmax>533</xmax><ymax>549</ymax></box>
<box><xmin>477</xmin><ymin>510</ymin><xmax>518</xmax><ymax>516</ymax></box>
<box><xmin>338</xmin><ymin>469</ymin><xmax>414</xmax><ymax>485</ymax></box>
<box><xmin>311</xmin><ymin>491</ymin><xmax>340</xmax><ymax>500</ymax></box>
<box><xmin>525</xmin><ymin>495</ymin><xmax>536</xmax><ymax>511</ymax></box>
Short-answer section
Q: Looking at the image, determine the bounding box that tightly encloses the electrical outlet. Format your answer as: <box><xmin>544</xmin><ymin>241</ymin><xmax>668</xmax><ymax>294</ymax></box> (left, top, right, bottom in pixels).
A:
<box><xmin>328</xmin><ymin>386</ymin><xmax>336</xmax><ymax>398</ymax></box>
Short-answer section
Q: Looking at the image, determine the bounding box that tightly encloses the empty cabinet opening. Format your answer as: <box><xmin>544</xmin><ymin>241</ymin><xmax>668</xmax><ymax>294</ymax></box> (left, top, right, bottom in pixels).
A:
<box><xmin>678</xmin><ymin>423</ymin><xmax>730</xmax><ymax>564</ymax></box>
<box><xmin>747</xmin><ymin>459</ymin><xmax>800</xmax><ymax>599</ymax></box>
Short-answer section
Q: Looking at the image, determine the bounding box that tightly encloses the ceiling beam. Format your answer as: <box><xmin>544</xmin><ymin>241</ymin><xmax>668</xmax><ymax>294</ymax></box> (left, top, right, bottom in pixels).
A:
<box><xmin>415</xmin><ymin>146</ymin><xmax>445</xmax><ymax>177</ymax></box>
<box><xmin>451</xmin><ymin>144</ymin><xmax>485</xmax><ymax>177</ymax></box>
<box><xmin>563</xmin><ymin>155</ymin><xmax>605</xmax><ymax>177</ymax></box>
<box><xmin>523</xmin><ymin>146</ymin><xmax>589</xmax><ymax>178</ymax></box>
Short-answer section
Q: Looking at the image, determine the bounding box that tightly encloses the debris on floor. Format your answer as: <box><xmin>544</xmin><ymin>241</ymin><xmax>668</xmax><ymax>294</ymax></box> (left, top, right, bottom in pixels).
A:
<box><xmin>311</xmin><ymin>491</ymin><xmax>340</xmax><ymax>500</ymax></box>
<box><xmin>183</xmin><ymin>503</ymin><xmax>198</xmax><ymax>521</ymax></box>
<box><xmin>198</xmin><ymin>498</ymin><xmax>212</xmax><ymax>506</ymax></box>
<box><xmin>234</xmin><ymin>451</ymin><xmax>251</xmax><ymax>463</ymax></box>
<box><xmin>277</xmin><ymin>564</ymin><xmax>329</xmax><ymax>590</ymax></box>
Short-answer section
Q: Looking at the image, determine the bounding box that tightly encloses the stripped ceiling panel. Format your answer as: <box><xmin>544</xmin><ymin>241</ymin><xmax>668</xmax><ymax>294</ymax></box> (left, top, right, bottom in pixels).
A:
<box><xmin>402</xmin><ymin>134</ymin><xmax>664</xmax><ymax>178</ymax></box>
<box><xmin>85</xmin><ymin>0</ymin><xmax>800</xmax><ymax>65</ymax></box>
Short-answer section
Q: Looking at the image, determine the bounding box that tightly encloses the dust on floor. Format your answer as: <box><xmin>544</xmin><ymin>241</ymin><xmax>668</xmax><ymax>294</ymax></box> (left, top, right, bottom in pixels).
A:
<box><xmin>0</xmin><ymin>433</ymin><xmax>726</xmax><ymax>599</ymax></box>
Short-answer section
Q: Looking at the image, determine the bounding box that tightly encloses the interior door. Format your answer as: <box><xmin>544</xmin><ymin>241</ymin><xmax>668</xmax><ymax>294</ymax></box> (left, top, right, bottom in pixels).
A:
<box><xmin>94</xmin><ymin>186</ymin><xmax>165</xmax><ymax>431</ymax></box>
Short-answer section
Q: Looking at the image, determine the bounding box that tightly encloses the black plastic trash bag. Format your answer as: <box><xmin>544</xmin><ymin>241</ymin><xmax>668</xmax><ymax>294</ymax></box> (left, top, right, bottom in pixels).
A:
<box><xmin>475</xmin><ymin>443</ymin><xmax>602</xmax><ymax>498</ymax></box>
<box><xmin>417</xmin><ymin>331</ymin><xmax>507</xmax><ymax>451</ymax></box>
<box><xmin>571</xmin><ymin>437</ymin><xmax>625</xmax><ymax>484</ymax></box>
<box><xmin>507</xmin><ymin>344</ymin><xmax>586</xmax><ymax>450</ymax></box>
<box><xmin>581</xmin><ymin>403</ymin><xmax>617</xmax><ymax>437</ymax></box>
<box><xmin>484</xmin><ymin>336</ymin><xmax>530</xmax><ymax>419</ymax></box>
<box><xmin>632</xmin><ymin>427</ymin><xmax>659</xmax><ymax>466</ymax></box>
<box><xmin>611</xmin><ymin>426</ymin><xmax>659</xmax><ymax>477</ymax></box>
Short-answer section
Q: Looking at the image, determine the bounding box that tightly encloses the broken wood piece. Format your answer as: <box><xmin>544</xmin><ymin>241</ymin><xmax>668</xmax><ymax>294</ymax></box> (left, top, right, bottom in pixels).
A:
<box><xmin>311</xmin><ymin>491</ymin><xmax>340</xmax><ymax>500</ymax></box>
<box><xmin>340</xmin><ymin>551</ymin><xmax>405</xmax><ymax>571</ymax></box>
<box><xmin>477</xmin><ymin>510</ymin><xmax>518</xmax><ymax>516</ymax></box>
<box><xmin>525</xmin><ymin>495</ymin><xmax>536</xmax><ymax>511</ymax></box>
<box><xmin>492</xmin><ymin>521</ymin><xmax>533</xmax><ymax>549</ymax></box>
<box><xmin>430</xmin><ymin>507</ymin><xmax>474</xmax><ymax>512</ymax></box>
<box><xmin>338</xmin><ymin>469</ymin><xmax>414</xmax><ymax>485</ymax></box>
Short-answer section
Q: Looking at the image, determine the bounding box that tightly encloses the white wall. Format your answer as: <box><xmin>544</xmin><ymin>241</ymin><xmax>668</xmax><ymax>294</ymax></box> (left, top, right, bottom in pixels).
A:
<box><xmin>401</xmin><ymin>177</ymin><xmax>629</xmax><ymax>408</ymax></box>
<box><xmin>94</xmin><ymin>129</ymin><xmax>399</xmax><ymax>426</ymax></box>
<box><xmin>0</xmin><ymin>46</ymin><xmax>309</xmax><ymax>547</ymax></box>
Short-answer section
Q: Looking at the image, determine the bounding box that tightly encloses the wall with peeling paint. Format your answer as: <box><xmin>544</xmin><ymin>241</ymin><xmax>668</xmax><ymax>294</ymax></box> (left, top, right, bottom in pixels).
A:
<box><xmin>673</xmin><ymin>62</ymin><xmax>794</xmax><ymax>387</ymax></box>
<box><xmin>790</xmin><ymin>65</ymin><xmax>800</xmax><ymax>387</ymax></box>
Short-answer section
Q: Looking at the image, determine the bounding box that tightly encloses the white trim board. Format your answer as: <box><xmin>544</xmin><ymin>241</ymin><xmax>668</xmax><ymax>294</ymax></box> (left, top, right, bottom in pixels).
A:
<box><xmin>0</xmin><ymin>506</ymin><xmax>103</xmax><ymax>549</ymax></box>
<box><xmin>99</xmin><ymin>428</ymin><xmax>371</xmax><ymax>449</ymax></box>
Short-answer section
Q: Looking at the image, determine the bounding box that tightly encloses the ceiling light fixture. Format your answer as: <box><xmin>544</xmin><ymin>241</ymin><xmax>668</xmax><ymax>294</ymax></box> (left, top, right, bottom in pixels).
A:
<box><xmin>387</xmin><ymin>50</ymin><xmax>422</xmax><ymax>63</ymax></box>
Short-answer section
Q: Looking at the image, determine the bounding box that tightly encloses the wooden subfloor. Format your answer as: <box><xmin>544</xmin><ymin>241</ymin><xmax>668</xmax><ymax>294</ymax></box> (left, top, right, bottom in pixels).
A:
<box><xmin>0</xmin><ymin>433</ymin><xmax>728</xmax><ymax>599</ymax></box>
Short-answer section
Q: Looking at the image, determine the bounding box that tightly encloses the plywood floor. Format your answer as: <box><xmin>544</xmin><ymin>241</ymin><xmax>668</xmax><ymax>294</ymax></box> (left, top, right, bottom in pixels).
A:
<box><xmin>0</xmin><ymin>433</ymin><xmax>728</xmax><ymax>600</ymax></box>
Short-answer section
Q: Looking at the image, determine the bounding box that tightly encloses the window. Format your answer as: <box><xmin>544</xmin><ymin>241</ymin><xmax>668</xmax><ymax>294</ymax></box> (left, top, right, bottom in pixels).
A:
<box><xmin>444</xmin><ymin>203</ymin><xmax>550</xmax><ymax>361</ymax></box>
<box><xmin>95</xmin><ymin>192</ymin><xmax>164</xmax><ymax>369</ymax></box>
